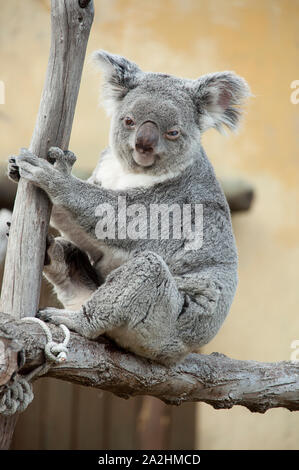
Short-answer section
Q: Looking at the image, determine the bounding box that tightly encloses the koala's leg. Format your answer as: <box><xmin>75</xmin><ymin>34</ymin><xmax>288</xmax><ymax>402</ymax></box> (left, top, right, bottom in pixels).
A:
<box><xmin>175</xmin><ymin>272</ymin><xmax>235</xmax><ymax>350</ymax></box>
<box><xmin>39</xmin><ymin>251</ymin><xmax>190</xmax><ymax>365</ymax></box>
<box><xmin>39</xmin><ymin>251</ymin><xmax>229</xmax><ymax>365</ymax></box>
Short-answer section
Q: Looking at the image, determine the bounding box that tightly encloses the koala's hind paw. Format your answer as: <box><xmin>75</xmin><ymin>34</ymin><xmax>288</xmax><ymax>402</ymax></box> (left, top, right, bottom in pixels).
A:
<box><xmin>48</xmin><ymin>147</ymin><xmax>76</xmax><ymax>175</ymax></box>
<box><xmin>37</xmin><ymin>307</ymin><xmax>82</xmax><ymax>333</ymax></box>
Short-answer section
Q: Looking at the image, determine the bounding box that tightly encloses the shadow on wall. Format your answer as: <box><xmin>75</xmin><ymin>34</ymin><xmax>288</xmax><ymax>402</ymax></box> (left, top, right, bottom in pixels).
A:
<box><xmin>0</xmin><ymin>164</ymin><xmax>255</xmax><ymax>213</ymax></box>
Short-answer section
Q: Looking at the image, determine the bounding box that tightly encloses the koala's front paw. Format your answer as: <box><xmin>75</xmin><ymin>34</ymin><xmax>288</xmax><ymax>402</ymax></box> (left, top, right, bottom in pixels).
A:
<box><xmin>38</xmin><ymin>307</ymin><xmax>83</xmax><ymax>333</ymax></box>
<box><xmin>7</xmin><ymin>156</ymin><xmax>21</xmax><ymax>183</ymax></box>
<box><xmin>12</xmin><ymin>148</ymin><xmax>53</xmax><ymax>186</ymax></box>
<box><xmin>48</xmin><ymin>147</ymin><xmax>77</xmax><ymax>175</ymax></box>
<box><xmin>12</xmin><ymin>148</ymin><xmax>69</xmax><ymax>200</ymax></box>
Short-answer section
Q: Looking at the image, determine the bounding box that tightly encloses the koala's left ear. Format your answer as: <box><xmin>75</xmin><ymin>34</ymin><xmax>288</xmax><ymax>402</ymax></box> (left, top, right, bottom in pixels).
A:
<box><xmin>192</xmin><ymin>72</ymin><xmax>251</xmax><ymax>133</ymax></box>
<box><xmin>92</xmin><ymin>50</ymin><xmax>142</xmax><ymax>114</ymax></box>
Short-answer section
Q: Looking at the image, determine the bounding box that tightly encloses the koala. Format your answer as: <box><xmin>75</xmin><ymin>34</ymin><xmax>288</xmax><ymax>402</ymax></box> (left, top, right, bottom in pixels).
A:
<box><xmin>8</xmin><ymin>51</ymin><xmax>250</xmax><ymax>365</ymax></box>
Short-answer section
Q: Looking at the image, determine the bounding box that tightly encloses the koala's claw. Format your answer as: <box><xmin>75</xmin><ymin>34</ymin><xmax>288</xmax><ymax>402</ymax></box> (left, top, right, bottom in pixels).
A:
<box><xmin>7</xmin><ymin>147</ymin><xmax>74</xmax><ymax>192</ymax></box>
<box><xmin>8</xmin><ymin>149</ymin><xmax>49</xmax><ymax>185</ymax></box>
<box><xmin>37</xmin><ymin>307</ymin><xmax>81</xmax><ymax>333</ymax></box>
<box><xmin>48</xmin><ymin>147</ymin><xmax>76</xmax><ymax>164</ymax></box>
<box><xmin>7</xmin><ymin>156</ymin><xmax>21</xmax><ymax>182</ymax></box>
<box><xmin>7</xmin><ymin>149</ymin><xmax>70</xmax><ymax>201</ymax></box>
<box><xmin>6</xmin><ymin>221</ymin><xmax>11</xmax><ymax>238</ymax></box>
<box><xmin>48</xmin><ymin>147</ymin><xmax>76</xmax><ymax>175</ymax></box>
<box><xmin>37</xmin><ymin>307</ymin><xmax>66</xmax><ymax>323</ymax></box>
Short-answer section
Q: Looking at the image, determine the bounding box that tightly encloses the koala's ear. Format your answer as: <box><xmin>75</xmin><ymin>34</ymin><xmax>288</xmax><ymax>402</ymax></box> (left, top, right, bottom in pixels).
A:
<box><xmin>192</xmin><ymin>72</ymin><xmax>250</xmax><ymax>133</ymax></box>
<box><xmin>92</xmin><ymin>50</ymin><xmax>142</xmax><ymax>113</ymax></box>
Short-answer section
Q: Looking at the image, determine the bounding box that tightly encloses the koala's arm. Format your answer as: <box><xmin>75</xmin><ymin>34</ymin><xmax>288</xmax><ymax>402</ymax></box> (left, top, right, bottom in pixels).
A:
<box><xmin>10</xmin><ymin>148</ymin><xmax>117</xmax><ymax>242</ymax></box>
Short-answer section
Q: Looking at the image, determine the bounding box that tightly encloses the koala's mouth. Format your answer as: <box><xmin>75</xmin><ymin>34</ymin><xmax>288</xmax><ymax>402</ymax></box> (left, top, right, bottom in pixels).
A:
<box><xmin>132</xmin><ymin>150</ymin><xmax>156</xmax><ymax>168</ymax></box>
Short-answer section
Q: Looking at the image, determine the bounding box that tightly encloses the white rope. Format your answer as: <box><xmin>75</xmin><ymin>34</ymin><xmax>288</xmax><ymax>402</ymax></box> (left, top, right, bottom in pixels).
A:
<box><xmin>0</xmin><ymin>317</ymin><xmax>70</xmax><ymax>416</ymax></box>
<box><xmin>0</xmin><ymin>377</ymin><xmax>34</xmax><ymax>416</ymax></box>
<box><xmin>21</xmin><ymin>317</ymin><xmax>70</xmax><ymax>364</ymax></box>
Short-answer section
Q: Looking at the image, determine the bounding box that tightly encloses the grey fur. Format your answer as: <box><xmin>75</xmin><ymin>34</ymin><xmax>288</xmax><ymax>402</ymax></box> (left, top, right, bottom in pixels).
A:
<box><xmin>9</xmin><ymin>51</ymin><xmax>250</xmax><ymax>365</ymax></box>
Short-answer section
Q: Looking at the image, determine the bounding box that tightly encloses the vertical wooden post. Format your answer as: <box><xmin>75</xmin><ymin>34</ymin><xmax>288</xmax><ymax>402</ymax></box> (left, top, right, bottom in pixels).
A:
<box><xmin>0</xmin><ymin>0</ymin><xmax>94</xmax><ymax>449</ymax></box>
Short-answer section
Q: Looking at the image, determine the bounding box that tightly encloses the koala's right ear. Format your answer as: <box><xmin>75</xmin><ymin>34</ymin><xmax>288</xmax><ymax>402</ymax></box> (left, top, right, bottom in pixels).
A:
<box><xmin>92</xmin><ymin>50</ymin><xmax>142</xmax><ymax>114</ymax></box>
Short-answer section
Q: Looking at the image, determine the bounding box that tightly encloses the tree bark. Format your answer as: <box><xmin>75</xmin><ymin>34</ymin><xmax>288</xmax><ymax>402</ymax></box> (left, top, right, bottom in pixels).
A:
<box><xmin>1</xmin><ymin>312</ymin><xmax>298</xmax><ymax>414</ymax></box>
<box><xmin>0</xmin><ymin>0</ymin><xmax>94</xmax><ymax>449</ymax></box>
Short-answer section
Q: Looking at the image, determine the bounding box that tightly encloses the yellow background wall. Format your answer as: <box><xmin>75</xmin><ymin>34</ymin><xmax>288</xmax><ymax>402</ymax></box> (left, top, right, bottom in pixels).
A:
<box><xmin>0</xmin><ymin>0</ymin><xmax>298</xmax><ymax>449</ymax></box>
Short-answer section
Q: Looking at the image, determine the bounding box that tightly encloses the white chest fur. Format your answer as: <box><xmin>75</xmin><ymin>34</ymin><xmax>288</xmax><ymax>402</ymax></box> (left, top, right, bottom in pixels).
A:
<box><xmin>94</xmin><ymin>150</ymin><xmax>184</xmax><ymax>191</ymax></box>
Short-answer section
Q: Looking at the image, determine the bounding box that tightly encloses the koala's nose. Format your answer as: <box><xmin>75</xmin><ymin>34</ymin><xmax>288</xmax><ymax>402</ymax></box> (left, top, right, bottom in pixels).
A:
<box><xmin>135</xmin><ymin>121</ymin><xmax>159</xmax><ymax>154</ymax></box>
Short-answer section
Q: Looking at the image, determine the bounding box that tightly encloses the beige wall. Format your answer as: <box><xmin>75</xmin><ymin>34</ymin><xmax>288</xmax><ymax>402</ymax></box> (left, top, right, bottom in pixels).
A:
<box><xmin>0</xmin><ymin>0</ymin><xmax>298</xmax><ymax>449</ymax></box>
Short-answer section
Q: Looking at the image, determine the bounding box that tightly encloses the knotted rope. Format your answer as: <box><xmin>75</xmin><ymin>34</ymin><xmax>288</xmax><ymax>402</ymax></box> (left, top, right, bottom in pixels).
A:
<box><xmin>0</xmin><ymin>317</ymin><xmax>70</xmax><ymax>416</ymax></box>
<box><xmin>26</xmin><ymin>317</ymin><xmax>70</xmax><ymax>364</ymax></box>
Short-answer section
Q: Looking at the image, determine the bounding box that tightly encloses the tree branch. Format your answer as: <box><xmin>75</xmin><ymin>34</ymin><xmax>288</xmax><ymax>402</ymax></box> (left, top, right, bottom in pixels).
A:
<box><xmin>0</xmin><ymin>312</ymin><xmax>298</xmax><ymax>414</ymax></box>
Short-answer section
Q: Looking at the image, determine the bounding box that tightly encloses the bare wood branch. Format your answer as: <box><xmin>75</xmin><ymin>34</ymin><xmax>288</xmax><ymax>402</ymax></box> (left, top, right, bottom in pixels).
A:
<box><xmin>0</xmin><ymin>0</ymin><xmax>94</xmax><ymax>449</ymax></box>
<box><xmin>1</xmin><ymin>312</ymin><xmax>298</xmax><ymax>414</ymax></box>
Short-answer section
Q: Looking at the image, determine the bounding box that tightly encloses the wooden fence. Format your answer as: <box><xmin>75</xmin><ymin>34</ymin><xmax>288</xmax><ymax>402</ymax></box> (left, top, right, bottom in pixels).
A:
<box><xmin>11</xmin><ymin>380</ymin><xmax>196</xmax><ymax>450</ymax></box>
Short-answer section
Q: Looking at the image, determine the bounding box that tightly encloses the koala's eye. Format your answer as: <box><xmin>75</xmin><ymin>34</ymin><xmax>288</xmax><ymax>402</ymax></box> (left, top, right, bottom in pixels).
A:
<box><xmin>124</xmin><ymin>117</ymin><xmax>135</xmax><ymax>128</ymax></box>
<box><xmin>165</xmin><ymin>129</ymin><xmax>180</xmax><ymax>141</ymax></box>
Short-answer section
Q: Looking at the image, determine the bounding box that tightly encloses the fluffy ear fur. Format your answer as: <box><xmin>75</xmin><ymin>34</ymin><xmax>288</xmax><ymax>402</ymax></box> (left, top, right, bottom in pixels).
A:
<box><xmin>92</xmin><ymin>50</ymin><xmax>142</xmax><ymax>114</ymax></box>
<box><xmin>192</xmin><ymin>72</ymin><xmax>250</xmax><ymax>133</ymax></box>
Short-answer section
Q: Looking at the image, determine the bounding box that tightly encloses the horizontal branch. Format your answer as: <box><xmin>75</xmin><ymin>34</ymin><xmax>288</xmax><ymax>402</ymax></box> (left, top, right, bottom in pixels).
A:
<box><xmin>0</xmin><ymin>312</ymin><xmax>298</xmax><ymax>413</ymax></box>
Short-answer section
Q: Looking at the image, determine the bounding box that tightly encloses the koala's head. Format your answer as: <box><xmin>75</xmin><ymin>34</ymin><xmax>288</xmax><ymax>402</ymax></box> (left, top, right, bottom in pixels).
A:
<box><xmin>93</xmin><ymin>50</ymin><xmax>250</xmax><ymax>176</ymax></box>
